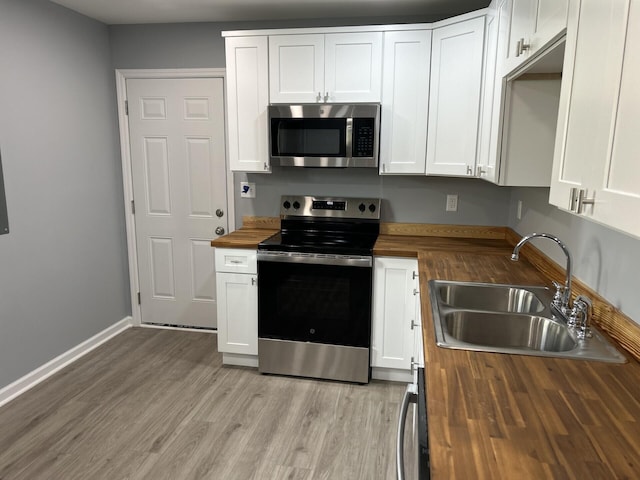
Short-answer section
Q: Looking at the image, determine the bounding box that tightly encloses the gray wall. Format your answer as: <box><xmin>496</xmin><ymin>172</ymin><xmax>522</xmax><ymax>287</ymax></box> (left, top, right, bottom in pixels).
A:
<box><xmin>509</xmin><ymin>187</ymin><xmax>640</xmax><ymax>323</ymax></box>
<box><xmin>0</xmin><ymin>0</ymin><xmax>130</xmax><ymax>390</ymax></box>
<box><xmin>239</xmin><ymin>168</ymin><xmax>510</xmax><ymax>225</ymax></box>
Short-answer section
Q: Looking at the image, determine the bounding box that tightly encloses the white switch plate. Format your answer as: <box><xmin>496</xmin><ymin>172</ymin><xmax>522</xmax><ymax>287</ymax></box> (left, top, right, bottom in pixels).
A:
<box><xmin>446</xmin><ymin>194</ymin><xmax>458</xmax><ymax>212</ymax></box>
<box><xmin>240</xmin><ymin>182</ymin><xmax>256</xmax><ymax>199</ymax></box>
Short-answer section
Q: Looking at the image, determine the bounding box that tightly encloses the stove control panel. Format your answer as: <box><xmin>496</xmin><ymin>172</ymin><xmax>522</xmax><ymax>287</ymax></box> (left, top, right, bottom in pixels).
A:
<box><xmin>280</xmin><ymin>195</ymin><xmax>381</xmax><ymax>219</ymax></box>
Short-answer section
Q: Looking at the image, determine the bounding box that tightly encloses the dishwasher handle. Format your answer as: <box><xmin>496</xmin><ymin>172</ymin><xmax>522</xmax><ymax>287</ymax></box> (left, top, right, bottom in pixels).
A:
<box><xmin>396</xmin><ymin>382</ymin><xmax>418</xmax><ymax>480</ymax></box>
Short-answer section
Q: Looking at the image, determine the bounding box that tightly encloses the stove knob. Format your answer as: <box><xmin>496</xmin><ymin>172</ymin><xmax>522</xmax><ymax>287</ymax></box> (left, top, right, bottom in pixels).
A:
<box><xmin>283</xmin><ymin>200</ymin><xmax>291</xmax><ymax>210</ymax></box>
<box><xmin>369</xmin><ymin>203</ymin><xmax>377</xmax><ymax>213</ymax></box>
<box><xmin>293</xmin><ymin>201</ymin><xmax>301</xmax><ymax>210</ymax></box>
<box><xmin>358</xmin><ymin>203</ymin><xmax>366</xmax><ymax>212</ymax></box>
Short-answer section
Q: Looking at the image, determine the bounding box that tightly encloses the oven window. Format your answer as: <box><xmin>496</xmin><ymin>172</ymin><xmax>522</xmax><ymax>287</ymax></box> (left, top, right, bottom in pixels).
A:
<box><xmin>271</xmin><ymin>118</ymin><xmax>346</xmax><ymax>157</ymax></box>
<box><xmin>258</xmin><ymin>260</ymin><xmax>372</xmax><ymax>348</ymax></box>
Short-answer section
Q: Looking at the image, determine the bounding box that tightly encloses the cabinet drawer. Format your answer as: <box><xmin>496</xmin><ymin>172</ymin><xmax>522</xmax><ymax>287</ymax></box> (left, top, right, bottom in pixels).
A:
<box><xmin>215</xmin><ymin>248</ymin><xmax>257</xmax><ymax>274</ymax></box>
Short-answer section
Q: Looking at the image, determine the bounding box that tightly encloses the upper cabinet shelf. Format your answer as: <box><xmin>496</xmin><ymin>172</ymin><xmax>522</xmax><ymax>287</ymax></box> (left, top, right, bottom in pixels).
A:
<box><xmin>268</xmin><ymin>32</ymin><xmax>383</xmax><ymax>104</ymax></box>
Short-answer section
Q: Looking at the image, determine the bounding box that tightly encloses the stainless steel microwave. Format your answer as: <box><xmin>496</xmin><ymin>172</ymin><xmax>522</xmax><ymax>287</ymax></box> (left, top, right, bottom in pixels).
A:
<box><xmin>268</xmin><ymin>104</ymin><xmax>380</xmax><ymax>168</ymax></box>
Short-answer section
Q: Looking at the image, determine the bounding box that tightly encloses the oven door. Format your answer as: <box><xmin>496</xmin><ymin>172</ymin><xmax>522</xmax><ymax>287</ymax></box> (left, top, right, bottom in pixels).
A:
<box><xmin>257</xmin><ymin>252</ymin><xmax>372</xmax><ymax>348</ymax></box>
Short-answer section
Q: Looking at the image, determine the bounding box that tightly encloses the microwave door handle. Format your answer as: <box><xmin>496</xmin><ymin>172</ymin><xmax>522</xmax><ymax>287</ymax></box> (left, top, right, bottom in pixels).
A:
<box><xmin>346</xmin><ymin>118</ymin><xmax>353</xmax><ymax>158</ymax></box>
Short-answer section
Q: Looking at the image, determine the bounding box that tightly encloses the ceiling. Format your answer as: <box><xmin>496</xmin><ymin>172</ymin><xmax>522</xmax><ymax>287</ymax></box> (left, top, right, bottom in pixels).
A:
<box><xmin>49</xmin><ymin>0</ymin><xmax>491</xmax><ymax>25</ymax></box>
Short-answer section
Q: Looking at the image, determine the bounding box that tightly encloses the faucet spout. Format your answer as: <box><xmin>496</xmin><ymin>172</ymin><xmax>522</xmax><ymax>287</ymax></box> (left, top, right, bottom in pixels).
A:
<box><xmin>511</xmin><ymin>232</ymin><xmax>573</xmax><ymax>313</ymax></box>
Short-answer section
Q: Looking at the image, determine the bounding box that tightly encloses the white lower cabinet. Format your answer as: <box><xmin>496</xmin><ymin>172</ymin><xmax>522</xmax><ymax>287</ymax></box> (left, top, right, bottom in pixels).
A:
<box><xmin>371</xmin><ymin>257</ymin><xmax>422</xmax><ymax>382</ymax></box>
<box><xmin>214</xmin><ymin>248</ymin><xmax>258</xmax><ymax>366</ymax></box>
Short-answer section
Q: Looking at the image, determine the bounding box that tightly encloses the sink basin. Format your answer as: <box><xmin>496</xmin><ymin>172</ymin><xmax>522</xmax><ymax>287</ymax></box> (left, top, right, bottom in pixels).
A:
<box><xmin>443</xmin><ymin>311</ymin><xmax>576</xmax><ymax>352</ymax></box>
<box><xmin>437</xmin><ymin>283</ymin><xmax>546</xmax><ymax>313</ymax></box>
<box><xmin>429</xmin><ymin>280</ymin><xmax>627</xmax><ymax>363</ymax></box>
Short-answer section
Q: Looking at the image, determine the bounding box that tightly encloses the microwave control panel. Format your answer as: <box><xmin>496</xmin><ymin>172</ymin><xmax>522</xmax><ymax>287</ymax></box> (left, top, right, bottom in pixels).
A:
<box><xmin>352</xmin><ymin>118</ymin><xmax>376</xmax><ymax>158</ymax></box>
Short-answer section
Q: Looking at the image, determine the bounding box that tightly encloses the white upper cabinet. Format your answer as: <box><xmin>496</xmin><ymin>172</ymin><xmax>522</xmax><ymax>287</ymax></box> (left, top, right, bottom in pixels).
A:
<box><xmin>379</xmin><ymin>30</ymin><xmax>431</xmax><ymax>175</ymax></box>
<box><xmin>268</xmin><ymin>34</ymin><xmax>324</xmax><ymax>103</ymax></box>
<box><xmin>426</xmin><ymin>16</ymin><xmax>485</xmax><ymax>177</ymax></box>
<box><xmin>550</xmin><ymin>0</ymin><xmax>640</xmax><ymax>238</ymax></box>
<box><xmin>269</xmin><ymin>32</ymin><xmax>383</xmax><ymax>103</ymax></box>
<box><xmin>477</xmin><ymin>0</ymin><xmax>564</xmax><ymax>187</ymax></box>
<box><xmin>502</xmin><ymin>0</ymin><xmax>569</xmax><ymax>75</ymax></box>
<box><xmin>476</xmin><ymin>5</ymin><xmax>501</xmax><ymax>183</ymax></box>
<box><xmin>224</xmin><ymin>35</ymin><xmax>271</xmax><ymax>173</ymax></box>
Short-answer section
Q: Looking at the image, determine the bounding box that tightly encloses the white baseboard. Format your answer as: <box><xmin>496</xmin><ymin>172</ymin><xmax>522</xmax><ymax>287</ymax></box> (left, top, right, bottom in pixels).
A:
<box><xmin>0</xmin><ymin>316</ymin><xmax>133</xmax><ymax>408</ymax></box>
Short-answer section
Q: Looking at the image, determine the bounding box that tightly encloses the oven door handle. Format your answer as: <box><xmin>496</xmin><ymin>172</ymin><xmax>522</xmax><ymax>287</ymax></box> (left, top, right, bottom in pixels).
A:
<box><xmin>257</xmin><ymin>251</ymin><xmax>372</xmax><ymax>268</ymax></box>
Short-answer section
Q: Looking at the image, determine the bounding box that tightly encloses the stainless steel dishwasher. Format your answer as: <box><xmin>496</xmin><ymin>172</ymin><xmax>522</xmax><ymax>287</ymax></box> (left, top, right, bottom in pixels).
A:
<box><xmin>396</xmin><ymin>367</ymin><xmax>430</xmax><ymax>480</ymax></box>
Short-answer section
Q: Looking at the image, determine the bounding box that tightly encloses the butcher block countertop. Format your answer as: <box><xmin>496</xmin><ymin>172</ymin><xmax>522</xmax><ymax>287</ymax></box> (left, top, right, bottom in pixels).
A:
<box><xmin>212</xmin><ymin>219</ymin><xmax>640</xmax><ymax>478</ymax></box>
<box><xmin>418</xmin><ymin>250</ymin><xmax>640</xmax><ymax>479</ymax></box>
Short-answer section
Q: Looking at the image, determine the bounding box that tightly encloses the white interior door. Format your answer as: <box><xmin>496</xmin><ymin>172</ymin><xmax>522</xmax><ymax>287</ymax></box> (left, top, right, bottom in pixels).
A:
<box><xmin>127</xmin><ymin>77</ymin><xmax>227</xmax><ymax>329</ymax></box>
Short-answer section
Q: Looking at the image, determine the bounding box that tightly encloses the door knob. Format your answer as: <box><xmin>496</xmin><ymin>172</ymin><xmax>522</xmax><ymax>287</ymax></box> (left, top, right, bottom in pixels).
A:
<box><xmin>216</xmin><ymin>209</ymin><xmax>224</xmax><ymax>218</ymax></box>
<box><xmin>215</xmin><ymin>226</ymin><xmax>225</xmax><ymax>235</ymax></box>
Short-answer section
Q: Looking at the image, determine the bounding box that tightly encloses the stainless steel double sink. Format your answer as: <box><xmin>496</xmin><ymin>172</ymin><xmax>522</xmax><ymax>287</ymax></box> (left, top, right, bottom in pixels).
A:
<box><xmin>429</xmin><ymin>280</ymin><xmax>626</xmax><ymax>363</ymax></box>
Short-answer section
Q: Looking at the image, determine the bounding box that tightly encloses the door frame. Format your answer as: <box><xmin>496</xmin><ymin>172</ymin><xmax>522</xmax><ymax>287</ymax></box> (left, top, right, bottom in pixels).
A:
<box><xmin>115</xmin><ymin>68</ymin><xmax>234</xmax><ymax>327</ymax></box>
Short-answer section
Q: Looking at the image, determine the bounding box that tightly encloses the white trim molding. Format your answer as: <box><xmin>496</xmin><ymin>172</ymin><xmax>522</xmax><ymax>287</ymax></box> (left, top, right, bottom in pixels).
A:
<box><xmin>0</xmin><ymin>317</ymin><xmax>133</xmax><ymax>408</ymax></box>
<box><xmin>115</xmin><ymin>68</ymin><xmax>233</xmax><ymax>327</ymax></box>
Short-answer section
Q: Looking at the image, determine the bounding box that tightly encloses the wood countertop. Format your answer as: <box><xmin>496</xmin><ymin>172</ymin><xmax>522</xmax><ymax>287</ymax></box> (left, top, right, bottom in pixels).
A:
<box><xmin>209</xmin><ymin>228</ymin><xmax>278</xmax><ymax>249</ymax></box>
<box><xmin>211</xmin><ymin>220</ymin><xmax>640</xmax><ymax>477</ymax></box>
<box><xmin>418</xmin><ymin>250</ymin><xmax>640</xmax><ymax>479</ymax></box>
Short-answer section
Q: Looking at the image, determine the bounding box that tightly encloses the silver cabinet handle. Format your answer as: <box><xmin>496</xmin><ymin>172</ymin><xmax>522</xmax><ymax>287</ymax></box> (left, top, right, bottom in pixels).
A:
<box><xmin>569</xmin><ymin>188</ymin><xmax>579</xmax><ymax>212</ymax></box>
<box><xmin>466</xmin><ymin>165</ymin><xmax>473</xmax><ymax>175</ymax></box>
<box><xmin>476</xmin><ymin>165</ymin><xmax>487</xmax><ymax>177</ymax></box>
<box><xmin>323</xmin><ymin>92</ymin><xmax>329</xmax><ymax>102</ymax></box>
<box><xmin>316</xmin><ymin>92</ymin><xmax>322</xmax><ymax>102</ymax></box>
<box><xmin>251</xmin><ymin>277</ymin><xmax>257</xmax><ymax>286</ymax></box>
<box><xmin>215</xmin><ymin>226</ymin><xmax>225</xmax><ymax>235</ymax></box>
<box><xmin>412</xmin><ymin>271</ymin><xmax>419</xmax><ymax>280</ymax></box>
<box><xmin>577</xmin><ymin>189</ymin><xmax>595</xmax><ymax>214</ymax></box>
<box><xmin>516</xmin><ymin>37</ymin><xmax>530</xmax><ymax>56</ymax></box>
<box><xmin>396</xmin><ymin>383</ymin><xmax>418</xmax><ymax>480</ymax></box>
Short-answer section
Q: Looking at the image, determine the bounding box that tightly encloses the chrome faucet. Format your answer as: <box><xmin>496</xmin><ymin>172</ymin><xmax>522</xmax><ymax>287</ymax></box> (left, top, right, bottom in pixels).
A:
<box><xmin>510</xmin><ymin>233</ymin><xmax>573</xmax><ymax>315</ymax></box>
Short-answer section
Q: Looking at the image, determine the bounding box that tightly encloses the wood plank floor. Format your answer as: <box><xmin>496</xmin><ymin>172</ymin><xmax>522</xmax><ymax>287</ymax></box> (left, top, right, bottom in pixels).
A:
<box><xmin>0</xmin><ymin>328</ymin><xmax>406</xmax><ymax>480</ymax></box>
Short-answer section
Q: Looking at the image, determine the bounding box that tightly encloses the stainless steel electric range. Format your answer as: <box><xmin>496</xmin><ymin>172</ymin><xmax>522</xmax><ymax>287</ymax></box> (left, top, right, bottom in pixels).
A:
<box><xmin>257</xmin><ymin>195</ymin><xmax>381</xmax><ymax>384</ymax></box>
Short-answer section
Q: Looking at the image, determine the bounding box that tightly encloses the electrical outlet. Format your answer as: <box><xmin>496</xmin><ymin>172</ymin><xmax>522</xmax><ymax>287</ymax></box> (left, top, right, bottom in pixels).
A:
<box><xmin>446</xmin><ymin>194</ymin><xmax>458</xmax><ymax>212</ymax></box>
<box><xmin>240</xmin><ymin>182</ymin><xmax>256</xmax><ymax>199</ymax></box>
<box><xmin>517</xmin><ymin>200</ymin><xmax>523</xmax><ymax>220</ymax></box>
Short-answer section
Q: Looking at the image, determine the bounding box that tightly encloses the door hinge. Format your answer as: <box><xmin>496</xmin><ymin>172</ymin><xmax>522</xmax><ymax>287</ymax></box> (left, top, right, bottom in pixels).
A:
<box><xmin>137</xmin><ymin>292</ymin><xmax>141</xmax><ymax>304</ymax></box>
<box><xmin>125</xmin><ymin>100</ymin><xmax>129</xmax><ymax>115</ymax></box>
<box><xmin>131</xmin><ymin>199</ymin><xmax>135</xmax><ymax>214</ymax></box>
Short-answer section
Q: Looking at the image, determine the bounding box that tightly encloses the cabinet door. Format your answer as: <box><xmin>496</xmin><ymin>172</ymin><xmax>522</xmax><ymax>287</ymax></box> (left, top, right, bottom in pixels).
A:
<box><xmin>549</xmin><ymin>0</ymin><xmax>628</xmax><ymax>212</ymax></box>
<box><xmin>426</xmin><ymin>17</ymin><xmax>485</xmax><ymax>176</ymax></box>
<box><xmin>531</xmin><ymin>0</ymin><xmax>569</xmax><ymax>52</ymax></box>
<box><xmin>324</xmin><ymin>32</ymin><xmax>383</xmax><ymax>103</ymax></box>
<box><xmin>216</xmin><ymin>272</ymin><xmax>258</xmax><ymax>355</ymax></box>
<box><xmin>225</xmin><ymin>36</ymin><xmax>270</xmax><ymax>173</ymax></box>
<box><xmin>590</xmin><ymin>0</ymin><xmax>640</xmax><ymax>237</ymax></box>
<box><xmin>503</xmin><ymin>0</ymin><xmax>537</xmax><ymax>73</ymax></box>
<box><xmin>269</xmin><ymin>34</ymin><xmax>324</xmax><ymax>103</ymax></box>
<box><xmin>379</xmin><ymin>30</ymin><xmax>431</xmax><ymax>174</ymax></box>
<box><xmin>476</xmin><ymin>5</ymin><xmax>501</xmax><ymax>183</ymax></box>
<box><xmin>371</xmin><ymin>257</ymin><xmax>419</xmax><ymax>370</ymax></box>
